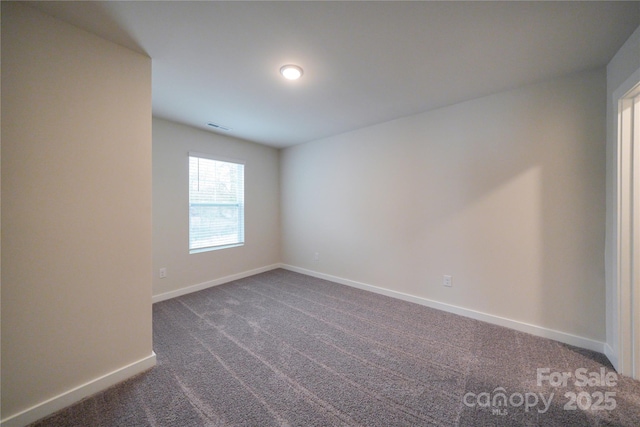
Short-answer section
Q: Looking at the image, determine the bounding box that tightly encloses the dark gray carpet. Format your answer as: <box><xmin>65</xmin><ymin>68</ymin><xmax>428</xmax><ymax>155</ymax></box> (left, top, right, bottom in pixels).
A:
<box><xmin>31</xmin><ymin>269</ymin><xmax>640</xmax><ymax>426</ymax></box>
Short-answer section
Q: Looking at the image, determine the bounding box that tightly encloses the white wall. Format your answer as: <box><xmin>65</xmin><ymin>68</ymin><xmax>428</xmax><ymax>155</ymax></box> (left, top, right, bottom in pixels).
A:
<box><xmin>282</xmin><ymin>69</ymin><xmax>606</xmax><ymax>343</ymax></box>
<box><xmin>605</xmin><ymin>24</ymin><xmax>640</xmax><ymax>369</ymax></box>
<box><xmin>152</xmin><ymin>118</ymin><xmax>280</xmax><ymax>300</ymax></box>
<box><xmin>1</xmin><ymin>3</ymin><xmax>154</xmax><ymax>424</ymax></box>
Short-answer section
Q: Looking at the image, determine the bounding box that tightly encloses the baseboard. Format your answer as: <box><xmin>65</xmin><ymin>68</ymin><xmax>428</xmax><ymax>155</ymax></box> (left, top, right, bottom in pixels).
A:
<box><xmin>1</xmin><ymin>352</ymin><xmax>157</xmax><ymax>427</ymax></box>
<box><xmin>604</xmin><ymin>343</ymin><xmax>619</xmax><ymax>371</ymax></box>
<box><xmin>281</xmin><ymin>264</ymin><xmax>606</xmax><ymax>354</ymax></box>
<box><xmin>152</xmin><ymin>263</ymin><xmax>283</xmax><ymax>303</ymax></box>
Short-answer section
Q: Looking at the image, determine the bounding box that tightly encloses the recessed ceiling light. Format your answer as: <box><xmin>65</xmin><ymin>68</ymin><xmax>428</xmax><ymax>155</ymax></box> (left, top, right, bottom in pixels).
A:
<box><xmin>280</xmin><ymin>64</ymin><xmax>303</xmax><ymax>80</ymax></box>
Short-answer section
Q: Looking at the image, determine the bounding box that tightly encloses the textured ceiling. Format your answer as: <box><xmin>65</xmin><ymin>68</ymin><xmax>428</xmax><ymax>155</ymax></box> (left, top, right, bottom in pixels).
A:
<box><xmin>29</xmin><ymin>1</ymin><xmax>640</xmax><ymax>148</ymax></box>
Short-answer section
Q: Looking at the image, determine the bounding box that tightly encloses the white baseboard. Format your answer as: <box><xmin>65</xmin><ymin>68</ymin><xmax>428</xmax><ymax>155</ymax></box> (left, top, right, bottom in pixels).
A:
<box><xmin>1</xmin><ymin>352</ymin><xmax>157</xmax><ymax>427</ymax></box>
<box><xmin>281</xmin><ymin>264</ymin><xmax>606</xmax><ymax>354</ymax></box>
<box><xmin>604</xmin><ymin>343</ymin><xmax>619</xmax><ymax>371</ymax></box>
<box><xmin>152</xmin><ymin>264</ymin><xmax>282</xmax><ymax>303</ymax></box>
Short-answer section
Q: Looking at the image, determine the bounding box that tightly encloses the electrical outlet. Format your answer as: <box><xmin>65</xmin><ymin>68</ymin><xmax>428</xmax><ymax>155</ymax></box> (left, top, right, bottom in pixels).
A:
<box><xmin>159</xmin><ymin>268</ymin><xmax>167</xmax><ymax>279</ymax></box>
<box><xmin>443</xmin><ymin>275</ymin><xmax>452</xmax><ymax>287</ymax></box>
<box><xmin>313</xmin><ymin>252</ymin><xmax>320</xmax><ymax>263</ymax></box>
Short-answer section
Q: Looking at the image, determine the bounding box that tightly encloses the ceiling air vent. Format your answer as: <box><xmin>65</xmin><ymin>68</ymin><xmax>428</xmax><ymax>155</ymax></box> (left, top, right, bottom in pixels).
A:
<box><xmin>207</xmin><ymin>122</ymin><xmax>232</xmax><ymax>131</ymax></box>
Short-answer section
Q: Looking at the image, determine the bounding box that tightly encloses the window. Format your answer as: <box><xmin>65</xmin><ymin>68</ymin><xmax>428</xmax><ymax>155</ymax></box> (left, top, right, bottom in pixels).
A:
<box><xmin>189</xmin><ymin>153</ymin><xmax>244</xmax><ymax>253</ymax></box>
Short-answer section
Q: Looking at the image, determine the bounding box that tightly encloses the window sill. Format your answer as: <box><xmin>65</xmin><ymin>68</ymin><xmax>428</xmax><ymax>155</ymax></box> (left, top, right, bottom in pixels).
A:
<box><xmin>189</xmin><ymin>243</ymin><xmax>244</xmax><ymax>254</ymax></box>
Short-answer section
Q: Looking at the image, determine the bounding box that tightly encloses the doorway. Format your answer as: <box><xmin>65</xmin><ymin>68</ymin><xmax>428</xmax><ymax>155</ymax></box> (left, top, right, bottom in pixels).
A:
<box><xmin>615</xmin><ymin>72</ymin><xmax>640</xmax><ymax>379</ymax></box>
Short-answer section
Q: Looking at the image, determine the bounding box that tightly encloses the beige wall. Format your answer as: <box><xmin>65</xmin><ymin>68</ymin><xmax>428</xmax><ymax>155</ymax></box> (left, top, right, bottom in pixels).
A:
<box><xmin>1</xmin><ymin>2</ymin><xmax>153</xmax><ymax>421</ymax></box>
<box><xmin>605</xmin><ymin>24</ymin><xmax>640</xmax><ymax>368</ymax></box>
<box><xmin>152</xmin><ymin>118</ymin><xmax>280</xmax><ymax>299</ymax></box>
<box><xmin>282</xmin><ymin>69</ymin><xmax>606</xmax><ymax>342</ymax></box>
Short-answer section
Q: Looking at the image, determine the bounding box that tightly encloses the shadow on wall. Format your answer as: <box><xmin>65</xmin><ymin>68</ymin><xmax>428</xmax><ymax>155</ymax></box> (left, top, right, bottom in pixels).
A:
<box><xmin>281</xmin><ymin>70</ymin><xmax>606</xmax><ymax>341</ymax></box>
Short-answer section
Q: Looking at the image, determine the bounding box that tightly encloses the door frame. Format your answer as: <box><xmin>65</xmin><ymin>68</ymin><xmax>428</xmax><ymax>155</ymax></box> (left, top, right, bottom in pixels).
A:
<box><xmin>613</xmin><ymin>67</ymin><xmax>640</xmax><ymax>379</ymax></box>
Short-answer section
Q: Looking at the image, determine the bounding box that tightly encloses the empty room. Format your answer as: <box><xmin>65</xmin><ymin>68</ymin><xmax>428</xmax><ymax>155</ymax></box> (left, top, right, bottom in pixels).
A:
<box><xmin>3</xmin><ymin>1</ymin><xmax>640</xmax><ymax>426</ymax></box>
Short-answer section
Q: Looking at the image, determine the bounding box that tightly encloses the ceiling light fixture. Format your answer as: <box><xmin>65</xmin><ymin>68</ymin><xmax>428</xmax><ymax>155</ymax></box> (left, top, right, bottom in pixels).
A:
<box><xmin>280</xmin><ymin>64</ymin><xmax>303</xmax><ymax>80</ymax></box>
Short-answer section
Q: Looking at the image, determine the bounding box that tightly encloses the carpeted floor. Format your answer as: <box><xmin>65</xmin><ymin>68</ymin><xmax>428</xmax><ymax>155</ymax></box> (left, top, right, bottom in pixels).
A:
<box><xmin>31</xmin><ymin>269</ymin><xmax>640</xmax><ymax>426</ymax></box>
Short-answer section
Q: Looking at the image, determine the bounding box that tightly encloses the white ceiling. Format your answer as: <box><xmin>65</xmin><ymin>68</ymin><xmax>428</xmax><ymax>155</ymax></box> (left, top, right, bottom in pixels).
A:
<box><xmin>29</xmin><ymin>1</ymin><xmax>640</xmax><ymax>148</ymax></box>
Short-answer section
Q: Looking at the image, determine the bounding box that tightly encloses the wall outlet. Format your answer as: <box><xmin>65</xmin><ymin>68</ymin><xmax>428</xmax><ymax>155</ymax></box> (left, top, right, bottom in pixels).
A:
<box><xmin>443</xmin><ymin>275</ymin><xmax>452</xmax><ymax>287</ymax></box>
<box><xmin>159</xmin><ymin>268</ymin><xmax>167</xmax><ymax>279</ymax></box>
<box><xmin>313</xmin><ymin>252</ymin><xmax>320</xmax><ymax>263</ymax></box>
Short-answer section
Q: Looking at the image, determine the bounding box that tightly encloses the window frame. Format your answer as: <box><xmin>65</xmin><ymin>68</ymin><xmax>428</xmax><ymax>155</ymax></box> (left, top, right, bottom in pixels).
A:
<box><xmin>188</xmin><ymin>152</ymin><xmax>245</xmax><ymax>254</ymax></box>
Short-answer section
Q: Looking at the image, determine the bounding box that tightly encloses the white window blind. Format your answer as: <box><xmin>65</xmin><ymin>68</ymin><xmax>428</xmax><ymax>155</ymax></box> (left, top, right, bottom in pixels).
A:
<box><xmin>189</xmin><ymin>154</ymin><xmax>244</xmax><ymax>253</ymax></box>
